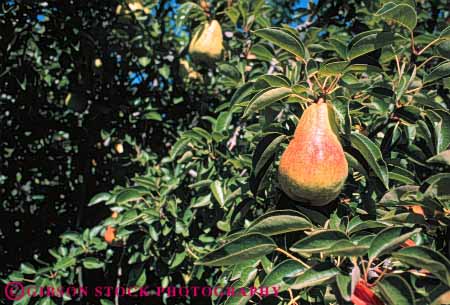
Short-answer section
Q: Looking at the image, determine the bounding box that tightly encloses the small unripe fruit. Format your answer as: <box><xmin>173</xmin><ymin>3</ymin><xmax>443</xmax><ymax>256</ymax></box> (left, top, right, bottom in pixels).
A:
<box><xmin>278</xmin><ymin>99</ymin><xmax>348</xmax><ymax>206</ymax></box>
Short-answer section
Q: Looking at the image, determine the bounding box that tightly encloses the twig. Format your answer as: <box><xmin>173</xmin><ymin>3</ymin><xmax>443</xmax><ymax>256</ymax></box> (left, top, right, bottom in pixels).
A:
<box><xmin>326</xmin><ymin>76</ymin><xmax>340</xmax><ymax>93</ymax></box>
<box><xmin>417</xmin><ymin>37</ymin><xmax>443</xmax><ymax>56</ymax></box>
<box><xmin>276</xmin><ymin>248</ymin><xmax>309</xmax><ymax>268</ymax></box>
<box><xmin>115</xmin><ymin>244</ymin><xmax>126</xmax><ymax>305</ymax></box>
<box><xmin>186</xmin><ymin>245</ymin><xmax>199</xmax><ymax>259</ymax></box>
<box><xmin>292</xmin><ymin>94</ymin><xmax>314</xmax><ymax>104</ymax></box>
<box><xmin>417</xmin><ymin>55</ymin><xmax>442</xmax><ymax>70</ymax></box>
<box><xmin>371</xmin><ymin>268</ymin><xmax>388</xmax><ymax>287</ymax></box>
<box><xmin>227</xmin><ymin>124</ymin><xmax>242</xmax><ymax>151</ymax></box>
<box><xmin>410</xmin><ymin>32</ymin><xmax>419</xmax><ymax>56</ymax></box>
<box><xmin>395</xmin><ymin>54</ymin><xmax>402</xmax><ymax>79</ymax></box>
<box><xmin>312</xmin><ymin>74</ymin><xmax>324</xmax><ymax>92</ymax></box>
<box><xmin>77</xmin><ymin>266</ymin><xmax>84</xmax><ymax>304</ymax></box>
<box><xmin>322</xmin><ymin>76</ymin><xmax>330</xmax><ymax>91</ymax></box>
<box><xmin>288</xmin><ymin>288</ymin><xmax>300</xmax><ymax>305</ymax></box>
<box><xmin>405</xmin><ymin>86</ymin><xmax>422</xmax><ymax>95</ymax></box>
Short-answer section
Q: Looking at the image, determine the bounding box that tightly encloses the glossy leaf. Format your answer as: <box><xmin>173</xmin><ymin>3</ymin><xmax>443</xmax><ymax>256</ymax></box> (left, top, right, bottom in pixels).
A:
<box><xmin>350</xmin><ymin>132</ymin><xmax>389</xmax><ymax>189</ymax></box>
<box><xmin>196</xmin><ymin>233</ymin><xmax>277</xmax><ymax>266</ymax></box>
<box><xmin>116</xmin><ymin>189</ymin><xmax>142</xmax><ymax>204</ymax></box>
<box><xmin>291</xmin><ymin>263</ymin><xmax>340</xmax><ymax>290</ymax></box>
<box><xmin>261</xmin><ymin>259</ymin><xmax>307</xmax><ymax>292</ymax></box>
<box><xmin>290</xmin><ymin>230</ymin><xmax>348</xmax><ymax>254</ymax></box>
<box><xmin>368</xmin><ymin>227</ymin><xmax>421</xmax><ymax>260</ymax></box>
<box><xmin>347</xmin><ymin>31</ymin><xmax>403</xmax><ymax>60</ymax></box>
<box><xmin>376</xmin><ymin>2</ymin><xmax>417</xmax><ymax>32</ymax></box>
<box><xmin>427</xmin><ymin>150</ymin><xmax>450</xmax><ymax>166</ymax></box>
<box><xmin>322</xmin><ymin>239</ymin><xmax>368</xmax><ymax>257</ymax></box>
<box><xmin>424</xmin><ymin>61</ymin><xmax>450</xmax><ymax>84</ymax></box>
<box><xmin>247</xmin><ymin>209</ymin><xmax>312</xmax><ymax>236</ymax></box>
<box><xmin>243</xmin><ymin>87</ymin><xmax>292</xmax><ymax>118</ymax></box>
<box><xmin>378</xmin><ymin>274</ymin><xmax>416</xmax><ymax>305</ymax></box>
<box><xmin>254</xmin><ymin>27</ymin><xmax>308</xmax><ymax>60</ymax></box>
<box><xmin>393</xmin><ymin>246</ymin><xmax>450</xmax><ymax>284</ymax></box>
<box><xmin>88</xmin><ymin>192</ymin><xmax>112</xmax><ymax>206</ymax></box>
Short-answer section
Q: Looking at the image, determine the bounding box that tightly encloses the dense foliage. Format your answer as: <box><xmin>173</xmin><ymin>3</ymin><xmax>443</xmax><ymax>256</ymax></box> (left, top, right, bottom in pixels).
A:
<box><xmin>1</xmin><ymin>0</ymin><xmax>450</xmax><ymax>305</ymax></box>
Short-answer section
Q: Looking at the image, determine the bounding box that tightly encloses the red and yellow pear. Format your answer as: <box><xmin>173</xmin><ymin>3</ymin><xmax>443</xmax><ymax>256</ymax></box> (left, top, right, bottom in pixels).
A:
<box><xmin>189</xmin><ymin>20</ymin><xmax>223</xmax><ymax>65</ymax></box>
<box><xmin>278</xmin><ymin>99</ymin><xmax>348</xmax><ymax>206</ymax></box>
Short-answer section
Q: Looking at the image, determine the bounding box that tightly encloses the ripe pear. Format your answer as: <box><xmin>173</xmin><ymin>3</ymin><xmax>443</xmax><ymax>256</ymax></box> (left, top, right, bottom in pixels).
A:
<box><xmin>189</xmin><ymin>20</ymin><xmax>223</xmax><ymax>65</ymax></box>
<box><xmin>278</xmin><ymin>100</ymin><xmax>348</xmax><ymax>206</ymax></box>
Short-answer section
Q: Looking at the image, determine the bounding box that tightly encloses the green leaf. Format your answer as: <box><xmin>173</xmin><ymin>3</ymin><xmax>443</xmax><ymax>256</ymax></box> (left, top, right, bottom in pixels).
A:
<box><xmin>38</xmin><ymin>298</ymin><xmax>56</xmax><ymax>305</ymax></box>
<box><xmin>378</xmin><ymin>274</ymin><xmax>416</xmax><ymax>305</ymax></box>
<box><xmin>82</xmin><ymin>257</ymin><xmax>105</xmax><ymax>269</ymax></box>
<box><xmin>175</xmin><ymin>2</ymin><xmax>205</xmax><ymax>27</ymax></box>
<box><xmin>347</xmin><ymin>30</ymin><xmax>404</xmax><ymax>60</ymax></box>
<box><xmin>375</xmin><ymin>2</ymin><xmax>417</xmax><ymax>32</ymax></box>
<box><xmin>230</xmin><ymin>82</ymin><xmax>255</xmax><ymax>106</ymax></box>
<box><xmin>100</xmin><ymin>299</ymin><xmax>114</xmax><ymax>305</ymax></box>
<box><xmin>381</xmin><ymin>0</ymin><xmax>415</xmax><ymax>7</ymax></box>
<box><xmin>350</xmin><ymin>132</ymin><xmax>389</xmax><ymax>189</ymax></box>
<box><xmin>116</xmin><ymin>189</ymin><xmax>142</xmax><ymax>204</ymax></box>
<box><xmin>210</xmin><ymin>180</ymin><xmax>225</xmax><ymax>207</ymax></box>
<box><xmin>347</xmin><ymin>217</ymin><xmax>387</xmax><ymax>234</ymax></box>
<box><xmin>322</xmin><ymin>240</ymin><xmax>368</xmax><ymax>257</ymax></box>
<box><xmin>13</xmin><ymin>291</ymin><xmax>31</xmax><ymax>305</ymax></box>
<box><xmin>170</xmin><ymin>252</ymin><xmax>186</xmax><ymax>269</ymax></box>
<box><xmin>255</xmin><ymin>75</ymin><xmax>291</xmax><ymax>88</ymax></box>
<box><xmin>247</xmin><ymin>210</ymin><xmax>312</xmax><ymax>236</ymax></box>
<box><xmin>54</xmin><ymin>257</ymin><xmax>76</xmax><ymax>270</ymax></box>
<box><xmin>336</xmin><ymin>274</ymin><xmax>352</xmax><ymax>301</ymax></box>
<box><xmin>423</xmin><ymin>173</ymin><xmax>450</xmax><ymax>201</ymax></box>
<box><xmin>368</xmin><ymin>227</ymin><xmax>420</xmax><ymax>261</ymax></box>
<box><xmin>424</xmin><ymin>60</ymin><xmax>450</xmax><ymax>84</ymax></box>
<box><xmin>319</xmin><ymin>61</ymin><xmax>349</xmax><ymax>76</ymax></box>
<box><xmin>291</xmin><ymin>263</ymin><xmax>340</xmax><ymax>290</ymax></box>
<box><xmin>88</xmin><ymin>192</ymin><xmax>112</xmax><ymax>206</ymax></box>
<box><xmin>19</xmin><ymin>263</ymin><xmax>36</xmax><ymax>274</ymax></box>
<box><xmin>214</xmin><ymin>111</ymin><xmax>233</xmax><ymax>133</ymax></box>
<box><xmin>261</xmin><ymin>259</ymin><xmax>307</xmax><ymax>292</ymax></box>
<box><xmin>225</xmin><ymin>6</ymin><xmax>240</xmax><ymax>25</ymax></box>
<box><xmin>440</xmin><ymin>25</ymin><xmax>450</xmax><ymax>40</ymax></box>
<box><xmin>249</xmin><ymin>43</ymin><xmax>274</xmax><ymax>62</ymax></box>
<box><xmin>290</xmin><ymin>230</ymin><xmax>348</xmax><ymax>254</ymax></box>
<box><xmin>393</xmin><ymin>246</ymin><xmax>450</xmax><ymax>285</ymax></box>
<box><xmin>253</xmin><ymin>134</ymin><xmax>286</xmax><ymax>178</ymax></box>
<box><xmin>254</xmin><ymin>27</ymin><xmax>308</xmax><ymax>60</ymax></box>
<box><xmin>427</xmin><ymin>150</ymin><xmax>450</xmax><ymax>166</ymax></box>
<box><xmin>192</xmin><ymin>127</ymin><xmax>212</xmax><ymax>143</ymax></box>
<box><xmin>243</xmin><ymin>87</ymin><xmax>292</xmax><ymax>118</ymax></box>
<box><xmin>425</xmin><ymin>109</ymin><xmax>450</xmax><ymax>153</ymax></box>
<box><xmin>60</xmin><ymin>231</ymin><xmax>83</xmax><ymax>245</ymax></box>
<box><xmin>196</xmin><ymin>233</ymin><xmax>277</xmax><ymax>266</ymax></box>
